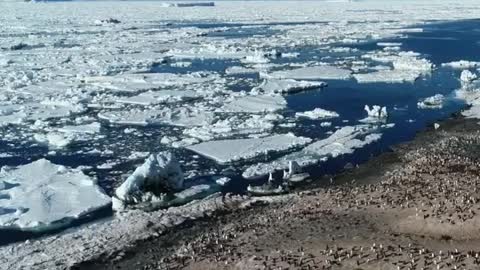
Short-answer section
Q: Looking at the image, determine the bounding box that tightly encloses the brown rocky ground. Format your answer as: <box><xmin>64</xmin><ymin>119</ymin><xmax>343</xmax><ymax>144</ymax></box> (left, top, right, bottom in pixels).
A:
<box><xmin>77</xmin><ymin>117</ymin><xmax>480</xmax><ymax>270</ymax></box>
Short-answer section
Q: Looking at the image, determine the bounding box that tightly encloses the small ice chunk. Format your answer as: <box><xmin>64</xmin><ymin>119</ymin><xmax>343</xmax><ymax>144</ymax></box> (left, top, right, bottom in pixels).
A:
<box><xmin>58</xmin><ymin>122</ymin><xmax>101</xmax><ymax>134</ymax></box>
<box><xmin>33</xmin><ymin>133</ymin><xmax>74</xmax><ymax>149</ymax></box>
<box><xmin>225</xmin><ymin>66</ymin><xmax>258</xmax><ymax>75</ymax></box>
<box><xmin>417</xmin><ymin>94</ymin><xmax>445</xmax><ymax>109</ymax></box>
<box><xmin>261</xmin><ymin>66</ymin><xmax>352</xmax><ymax>81</ymax></box>
<box><xmin>114</xmin><ymin>152</ymin><xmax>184</xmax><ymax>209</ymax></box>
<box><xmin>116</xmin><ymin>90</ymin><xmax>200</xmax><ymax>106</ymax></box>
<box><xmin>0</xmin><ymin>159</ymin><xmax>110</xmax><ymax>231</ymax></box>
<box><xmin>186</xmin><ymin>133</ymin><xmax>312</xmax><ymax>164</ymax></box>
<box><xmin>295</xmin><ymin>108</ymin><xmax>339</xmax><ymax>120</ymax></box>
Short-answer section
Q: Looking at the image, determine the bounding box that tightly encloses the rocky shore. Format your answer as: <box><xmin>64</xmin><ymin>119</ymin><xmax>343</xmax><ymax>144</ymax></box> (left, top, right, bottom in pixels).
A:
<box><xmin>76</xmin><ymin>115</ymin><xmax>480</xmax><ymax>270</ymax></box>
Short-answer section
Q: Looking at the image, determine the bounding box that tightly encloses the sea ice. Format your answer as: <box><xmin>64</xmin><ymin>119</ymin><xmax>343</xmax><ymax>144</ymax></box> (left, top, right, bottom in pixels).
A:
<box><xmin>221</xmin><ymin>95</ymin><xmax>287</xmax><ymax>113</ymax></box>
<box><xmin>252</xmin><ymin>79</ymin><xmax>327</xmax><ymax>94</ymax></box>
<box><xmin>114</xmin><ymin>152</ymin><xmax>184</xmax><ymax>209</ymax></box>
<box><xmin>295</xmin><ymin>108</ymin><xmax>340</xmax><ymax>120</ymax></box>
<box><xmin>354</xmin><ymin>69</ymin><xmax>421</xmax><ymax>83</ymax></box>
<box><xmin>442</xmin><ymin>60</ymin><xmax>480</xmax><ymax>69</ymax></box>
<box><xmin>417</xmin><ymin>94</ymin><xmax>445</xmax><ymax>109</ymax></box>
<box><xmin>243</xmin><ymin>125</ymin><xmax>384</xmax><ymax>179</ymax></box>
<box><xmin>116</xmin><ymin>90</ymin><xmax>200</xmax><ymax>106</ymax></box>
<box><xmin>360</xmin><ymin>105</ymin><xmax>388</xmax><ymax>123</ymax></box>
<box><xmin>261</xmin><ymin>66</ymin><xmax>352</xmax><ymax>81</ymax></box>
<box><xmin>460</xmin><ymin>70</ymin><xmax>478</xmax><ymax>84</ymax></box>
<box><xmin>0</xmin><ymin>159</ymin><xmax>111</xmax><ymax>231</ymax></box>
<box><xmin>186</xmin><ymin>133</ymin><xmax>312</xmax><ymax>164</ymax></box>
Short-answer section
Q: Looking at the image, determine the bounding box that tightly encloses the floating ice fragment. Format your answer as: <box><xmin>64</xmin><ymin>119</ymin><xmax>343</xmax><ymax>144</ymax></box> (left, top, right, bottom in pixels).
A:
<box><xmin>161</xmin><ymin>2</ymin><xmax>214</xmax><ymax>7</ymax></box>
<box><xmin>252</xmin><ymin>79</ymin><xmax>327</xmax><ymax>94</ymax></box>
<box><xmin>0</xmin><ymin>159</ymin><xmax>110</xmax><ymax>231</ymax></box>
<box><xmin>221</xmin><ymin>95</ymin><xmax>287</xmax><ymax>113</ymax></box>
<box><xmin>243</xmin><ymin>125</ymin><xmax>385</xmax><ymax>179</ymax></box>
<box><xmin>360</xmin><ymin>105</ymin><xmax>388</xmax><ymax>123</ymax></box>
<box><xmin>442</xmin><ymin>60</ymin><xmax>480</xmax><ymax>69</ymax></box>
<box><xmin>417</xmin><ymin>94</ymin><xmax>445</xmax><ymax>109</ymax></box>
<box><xmin>354</xmin><ymin>69</ymin><xmax>421</xmax><ymax>83</ymax></box>
<box><xmin>295</xmin><ymin>108</ymin><xmax>339</xmax><ymax>120</ymax></box>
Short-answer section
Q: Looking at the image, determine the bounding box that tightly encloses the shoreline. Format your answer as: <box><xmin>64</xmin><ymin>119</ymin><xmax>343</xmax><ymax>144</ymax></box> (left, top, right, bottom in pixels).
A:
<box><xmin>76</xmin><ymin>114</ymin><xmax>480</xmax><ymax>270</ymax></box>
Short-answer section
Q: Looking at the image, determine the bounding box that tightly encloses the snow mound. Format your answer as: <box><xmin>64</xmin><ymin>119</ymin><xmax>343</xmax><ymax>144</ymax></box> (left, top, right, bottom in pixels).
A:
<box><xmin>186</xmin><ymin>133</ymin><xmax>312</xmax><ymax>164</ymax></box>
<box><xmin>261</xmin><ymin>66</ymin><xmax>352</xmax><ymax>81</ymax></box>
<box><xmin>417</xmin><ymin>94</ymin><xmax>445</xmax><ymax>109</ymax></box>
<box><xmin>295</xmin><ymin>108</ymin><xmax>340</xmax><ymax>120</ymax></box>
<box><xmin>253</xmin><ymin>79</ymin><xmax>327</xmax><ymax>94</ymax></box>
<box><xmin>0</xmin><ymin>159</ymin><xmax>111</xmax><ymax>231</ymax></box>
<box><xmin>114</xmin><ymin>152</ymin><xmax>184</xmax><ymax>209</ymax></box>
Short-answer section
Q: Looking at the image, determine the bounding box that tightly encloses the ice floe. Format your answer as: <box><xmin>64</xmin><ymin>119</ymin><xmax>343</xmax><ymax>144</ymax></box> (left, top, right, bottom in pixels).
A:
<box><xmin>460</xmin><ymin>70</ymin><xmax>478</xmax><ymax>84</ymax></box>
<box><xmin>221</xmin><ymin>95</ymin><xmax>287</xmax><ymax>113</ymax></box>
<box><xmin>360</xmin><ymin>105</ymin><xmax>388</xmax><ymax>123</ymax></box>
<box><xmin>0</xmin><ymin>159</ymin><xmax>110</xmax><ymax>231</ymax></box>
<box><xmin>186</xmin><ymin>133</ymin><xmax>312</xmax><ymax>164</ymax></box>
<box><xmin>261</xmin><ymin>66</ymin><xmax>352</xmax><ymax>81</ymax></box>
<box><xmin>252</xmin><ymin>79</ymin><xmax>327</xmax><ymax>94</ymax></box>
<box><xmin>295</xmin><ymin>108</ymin><xmax>340</xmax><ymax>120</ymax></box>
<box><xmin>243</xmin><ymin>125</ymin><xmax>384</xmax><ymax>179</ymax></box>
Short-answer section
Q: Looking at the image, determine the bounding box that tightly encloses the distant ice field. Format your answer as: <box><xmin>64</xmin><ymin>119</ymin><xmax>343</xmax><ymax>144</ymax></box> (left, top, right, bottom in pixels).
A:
<box><xmin>1</xmin><ymin>0</ymin><xmax>480</xmax><ymax>242</ymax></box>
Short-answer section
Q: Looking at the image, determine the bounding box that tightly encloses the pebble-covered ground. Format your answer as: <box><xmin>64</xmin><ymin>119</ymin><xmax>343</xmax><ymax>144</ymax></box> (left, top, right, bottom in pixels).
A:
<box><xmin>79</xmin><ymin>116</ymin><xmax>480</xmax><ymax>270</ymax></box>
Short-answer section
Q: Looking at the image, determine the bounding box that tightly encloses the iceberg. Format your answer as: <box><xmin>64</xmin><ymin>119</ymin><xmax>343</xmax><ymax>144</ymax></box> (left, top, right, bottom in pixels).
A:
<box><xmin>0</xmin><ymin>159</ymin><xmax>111</xmax><ymax>231</ymax></box>
<box><xmin>460</xmin><ymin>70</ymin><xmax>478</xmax><ymax>84</ymax></box>
<box><xmin>114</xmin><ymin>152</ymin><xmax>184</xmax><ymax>209</ymax></box>
<box><xmin>186</xmin><ymin>133</ymin><xmax>312</xmax><ymax>164</ymax></box>
<box><xmin>360</xmin><ymin>105</ymin><xmax>388</xmax><ymax>123</ymax></box>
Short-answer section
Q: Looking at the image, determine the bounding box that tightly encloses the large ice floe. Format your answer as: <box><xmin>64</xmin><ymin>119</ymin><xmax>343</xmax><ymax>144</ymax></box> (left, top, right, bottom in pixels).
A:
<box><xmin>252</xmin><ymin>79</ymin><xmax>327</xmax><ymax>94</ymax></box>
<box><xmin>296</xmin><ymin>108</ymin><xmax>340</xmax><ymax>120</ymax></box>
<box><xmin>243</xmin><ymin>125</ymin><xmax>384</xmax><ymax>179</ymax></box>
<box><xmin>221</xmin><ymin>94</ymin><xmax>287</xmax><ymax>113</ymax></box>
<box><xmin>261</xmin><ymin>66</ymin><xmax>353</xmax><ymax>81</ymax></box>
<box><xmin>186</xmin><ymin>134</ymin><xmax>312</xmax><ymax>164</ymax></box>
<box><xmin>0</xmin><ymin>159</ymin><xmax>111</xmax><ymax>231</ymax></box>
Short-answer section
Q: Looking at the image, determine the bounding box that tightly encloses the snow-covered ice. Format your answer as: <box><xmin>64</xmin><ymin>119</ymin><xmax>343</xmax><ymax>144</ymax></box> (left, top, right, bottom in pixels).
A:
<box><xmin>221</xmin><ymin>95</ymin><xmax>287</xmax><ymax>113</ymax></box>
<box><xmin>186</xmin><ymin>134</ymin><xmax>312</xmax><ymax>164</ymax></box>
<box><xmin>417</xmin><ymin>94</ymin><xmax>445</xmax><ymax>109</ymax></box>
<box><xmin>261</xmin><ymin>66</ymin><xmax>352</xmax><ymax>81</ymax></box>
<box><xmin>0</xmin><ymin>159</ymin><xmax>110</xmax><ymax>231</ymax></box>
<box><xmin>114</xmin><ymin>152</ymin><xmax>184</xmax><ymax>209</ymax></box>
<box><xmin>295</xmin><ymin>108</ymin><xmax>340</xmax><ymax>120</ymax></box>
